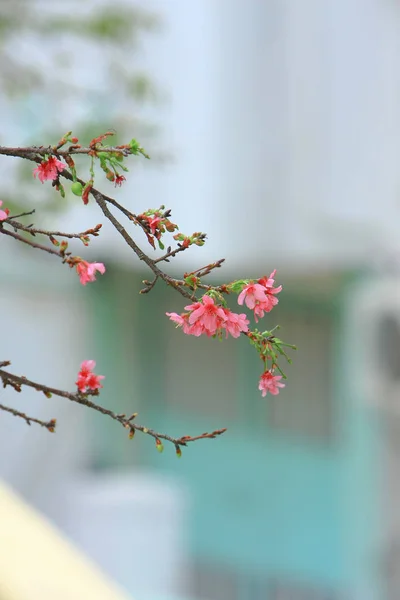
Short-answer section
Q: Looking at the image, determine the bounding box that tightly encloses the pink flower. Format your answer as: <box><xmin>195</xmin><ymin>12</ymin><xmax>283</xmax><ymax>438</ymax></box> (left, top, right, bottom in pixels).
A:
<box><xmin>237</xmin><ymin>271</ymin><xmax>282</xmax><ymax>322</ymax></box>
<box><xmin>166</xmin><ymin>312</ymin><xmax>184</xmax><ymax>327</ymax></box>
<box><xmin>149</xmin><ymin>216</ymin><xmax>162</xmax><ymax>235</ymax></box>
<box><xmin>221</xmin><ymin>309</ymin><xmax>249</xmax><ymax>338</ymax></box>
<box><xmin>0</xmin><ymin>200</ymin><xmax>9</xmax><ymax>221</ymax></box>
<box><xmin>166</xmin><ymin>296</ymin><xmax>251</xmax><ymax>339</ymax></box>
<box><xmin>85</xmin><ymin>372</ymin><xmax>104</xmax><ymax>391</ymax></box>
<box><xmin>258</xmin><ymin>370</ymin><xmax>285</xmax><ymax>397</ymax></box>
<box><xmin>166</xmin><ymin>312</ymin><xmax>205</xmax><ymax>336</ymax></box>
<box><xmin>185</xmin><ymin>295</ymin><xmax>227</xmax><ymax>336</ymax></box>
<box><xmin>79</xmin><ymin>359</ymin><xmax>96</xmax><ymax>374</ymax></box>
<box><xmin>76</xmin><ymin>260</ymin><xmax>106</xmax><ymax>285</ymax></box>
<box><xmin>115</xmin><ymin>175</ymin><xmax>126</xmax><ymax>187</ymax></box>
<box><xmin>258</xmin><ymin>269</ymin><xmax>278</xmax><ymax>288</ymax></box>
<box><xmin>238</xmin><ymin>283</ymin><xmax>269</xmax><ymax>310</ymax></box>
<box><xmin>253</xmin><ymin>295</ymin><xmax>279</xmax><ymax>322</ymax></box>
<box><xmin>33</xmin><ymin>156</ymin><xmax>67</xmax><ymax>183</ymax></box>
<box><xmin>258</xmin><ymin>270</ymin><xmax>282</xmax><ymax>296</ymax></box>
<box><xmin>76</xmin><ymin>359</ymin><xmax>104</xmax><ymax>393</ymax></box>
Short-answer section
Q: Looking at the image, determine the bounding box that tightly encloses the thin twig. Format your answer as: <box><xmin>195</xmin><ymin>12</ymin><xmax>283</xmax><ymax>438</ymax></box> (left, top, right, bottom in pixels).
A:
<box><xmin>154</xmin><ymin>245</ymin><xmax>188</xmax><ymax>264</ymax></box>
<box><xmin>0</xmin><ymin>403</ymin><xmax>56</xmax><ymax>431</ymax></box>
<box><xmin>92</xmin><ymin>190</ymin><xmax>195</xmax><ymax>301</ymax></box>
<box><xmin>8</xmin><ymin>209</ymin><xmax>36</xmax><ymax>220</ymax></box>
<box><xmin>0</xmin><ymin>227</ymin><xmax>66</xmax><ymax>258</ymax></box>
<box><xmin>7</xmin><ymin>218</ymin><xmax>102</xmax><ymax>240</ymax></box>
<box><xmin>0</xmin><ymin>365</ymin><xmax>226</xmax><ymax>451</ymax></box>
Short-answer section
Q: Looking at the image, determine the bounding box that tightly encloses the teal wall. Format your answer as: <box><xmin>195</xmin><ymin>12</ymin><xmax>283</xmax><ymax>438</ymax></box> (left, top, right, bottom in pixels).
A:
<box><xmin>88</xmin><ymin>267</ymin><xmax>381</xmax><ymax>599</ymax></box>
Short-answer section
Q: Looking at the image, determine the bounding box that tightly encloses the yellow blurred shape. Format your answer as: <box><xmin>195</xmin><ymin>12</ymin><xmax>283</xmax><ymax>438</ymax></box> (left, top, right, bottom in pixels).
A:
<box><xmin>0</xmin><ymin>481</ymin><xmax>133</xmax><ymax>600</ymax></box>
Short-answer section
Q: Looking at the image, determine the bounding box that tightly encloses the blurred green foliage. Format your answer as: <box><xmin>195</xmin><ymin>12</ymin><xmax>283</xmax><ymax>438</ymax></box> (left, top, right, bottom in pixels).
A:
<box><xmin>0</xmin><ymin>0</ymin><xmax>163</xmax><ymax>217</ymax></box>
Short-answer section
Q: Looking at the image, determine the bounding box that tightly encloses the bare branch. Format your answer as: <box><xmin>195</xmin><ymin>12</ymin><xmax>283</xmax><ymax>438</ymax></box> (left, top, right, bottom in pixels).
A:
<box><xmin>7</xmin><ymin>219</ymin><xmax>102</xmax><ymax>241</ymax></box>
<box><xmin>0</xmin><ymin>402</ymin><xmax>56</xmax><ymax>432</ymax></box>
<box><xmin>0</xmin><ymin>363</ymin><xmax>226</xmax><ymax>453</ymax></box>
<box><xmin>0</xmin><ymin>227</ymin><xmax>66</xmax><ymax>258</ymax></box>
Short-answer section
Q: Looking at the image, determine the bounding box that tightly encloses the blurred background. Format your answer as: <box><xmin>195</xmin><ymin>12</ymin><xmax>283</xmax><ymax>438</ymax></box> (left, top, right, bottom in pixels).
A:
<box><xmin>1</xmin><ymin>0</ymin><xmax>400</xmax><ymax>598</ymax></box>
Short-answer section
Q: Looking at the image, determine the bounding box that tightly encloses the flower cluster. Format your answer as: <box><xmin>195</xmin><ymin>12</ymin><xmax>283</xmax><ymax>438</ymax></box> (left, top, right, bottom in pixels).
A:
<box><xmin>33</xmin><ymin>156</ymin><xmax>67</xmax><ymax>183</ymax></box>
<box><xmin>238</xmin><ymin>270</ymin><xmax>282</xmax><ymax>322</ymax></box>
<box><xmin>167</xmin><ymin>271</ymin><xmax>289</xmax><ymax>397</ymax></box>
<box><xmin>75</xmin><ymin>260</ymin><xmax>106</xmax><ymax>285</ymax></box>
<box><xmin>167</xmin><ymin>294</ymin><xmax>249</xmax><ymax>339</ymax></box>
<box><xmin>0</xmin><ymin>200</ymin><xmax>9</xmax><ymax>221</ymax></box>
<box><xmin>173</xmin><ymin>232</ymin><xmax>206</xmax><ymax>249</ymax></box>
<box><xmin>25</xmin><ymin>131</ymin><xmax>292</xmax><ymax>406</ymax></box>
<box><xmin>136</xmin><ymin>207</ymin><xmax>178</xmax><ymax>250</ymax></box>
<box><xmin>76</xmin><ymin>360</ymin><xmax>104</xmax><ymax>394</ymax></box>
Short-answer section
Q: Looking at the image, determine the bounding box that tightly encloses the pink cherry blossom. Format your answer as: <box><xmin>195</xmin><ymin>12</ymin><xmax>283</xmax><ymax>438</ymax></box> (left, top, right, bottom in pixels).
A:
<box><xmin>79</xmin><ymin>359</ymin><xmax>96</xmax><ymax>374</ymax></box>
<box><xmin>149</xmin><ymin>216</ymin><xmax>162</xmax><ymax>235</ymax></box>
<box><xmin>115</xmin><ymin>175</ymin><xmax>126</xmax><ymax>187</ymax></box>
<box><xmin>237</xmin><ymin>271</ymin><xmax>282</xmax><ymax>322</ymax></box>
<box><xmin>185</xmin><ymin>295</ymin><xmax>227</xmax><ymax>335</ymax></box>
<box><xmin>0</xmin><ymin>200</ymin><xmax>9</xmax><ymax>221</ymax></box>
<box><xmin>258</xmin><ymin>269</ymin><xmax>278</xmax><ymax>288</ymax></box>
<box><xmin>253</xmin><ymin>295</ymin><xmax>280</xmax><ymax>322</ymax></box>
<box><xmin>166</xmin><ymin>312</ymin><xmax>184</xmax><ymax>327</ymax></box>
<box><xmin>76</xmin><ymin>360</ymin><xmax>104</xmax><ymax>393</ymax></box>
<box><xmin>258</xmin><ymin>271</ymin><xmax>282</xmax><ymax>295</ymax></box>
<box><xmin>221</xmin><ymin>309</ymin><xmax>249</xmax><ymax>338</ymax></box>
<box><xmin>166</xmin><ymin>311</ymin><xmax>205</xmax><ymax>336</ymax></box>
<box><xmin>238</xmin><ymin>283</ymin><xmax>269</xmax><ymax>310</ymax></box>
<box><xmin>75</xmin><ymin>260</ymin><xmax>106</xmax><ymax>285</ymax></box>
<box><xmin>258</xmin><ymin>370</ymin><xmax>285</xmax><ymax>397</ymax></box>
<box><xmin>33</xmin><ymin>156</ymin><xmax>67</xmax><ymax>183</ymax></box>
<box><xmin>85</xmin><ymin>372</ymin><xmax>105</xmax><ymax>391</ymax></box>
<box><xmin>167</xmin><ymin>296</ymin><xmax>251</xmax><ymax>339</ymax></box>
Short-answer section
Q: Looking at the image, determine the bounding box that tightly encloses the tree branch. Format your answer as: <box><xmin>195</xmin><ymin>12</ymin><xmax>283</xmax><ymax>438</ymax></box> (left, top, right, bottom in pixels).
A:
<box><xmin>0</xmin><ymin>363</ymin><xmax>226</xmax><ymax>453</ymax></box>
<box><xmin>0</xmin><ymin>144</ymin><xmax>133</xmax><ymax>159</ymax></box>
<box><xmin>92</xmin><ymin>190</ymin><xmax>195</xmax><ymax>300</ymax></box>
<box><xmin>0</xmin><ymin>227</ymin><xmax>66</xmax><ymax>258</ymax></box>
<box><xmin>6</xmin><ymin>218</ymin><xmax>102</xmax><ymax>241</ymax></box>
<box><xmin>0</xmin><ymin>402</ymin><xmax>56</xmax><ymax>432</ymax></box>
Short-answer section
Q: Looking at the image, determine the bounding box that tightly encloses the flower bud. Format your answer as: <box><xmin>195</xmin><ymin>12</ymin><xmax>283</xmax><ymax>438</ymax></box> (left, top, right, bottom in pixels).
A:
<box><xmin>71</xmin><ymin>182</ymin><xmax>83</xmax><ymax>196</ymax></box>
<box><xmin>129</xmin><ymin>138</ymin><xmax>140</xmax><ymax>154</ymax></box>
<box><xmin>47</xmin><ymin>418</ymin><xmax>57</xmax><ymax>433</ymax></box>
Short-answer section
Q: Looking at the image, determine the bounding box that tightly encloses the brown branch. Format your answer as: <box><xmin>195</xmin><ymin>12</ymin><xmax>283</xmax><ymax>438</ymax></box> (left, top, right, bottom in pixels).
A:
<box><xmin>188</xmin><ymin>259</ymin><xmax>226</xmax><ymax>279</ymax></box>
<box><xmin>140</xmin><ymin>276</ymin><xmax>159</xmax><ymax>294</ymax></box>
<box><xmin>0</xmin><ymin>364</ymin><xmax>226</xmax><ymax>453</ymax></box>
<box><xmin>7</xmin><ymin>219</ymin><xmax>102</xmax><ymax>241</ymax></box>
<box><xmin>7</xmin><ymin>209</ymin><xmax>36</xmax><ymax>220</ymax></box>
<box><xmin>154</xmin><ymin>244</ymin><xmax>188</xmax><ymax>264</ymax></box>
<box><xmin>0</xmin><ymin>143</ymin><xmax>237</xmax><ymax>450</ymax></box>
<box><xmin>0</xmin><ymin>145</ymin><xmax>133</xmax><ymax>159</ymax></box>
<box><xmin>0</xmin><ymin>146</ymin><xmax>200</xmax><ymax>284</ymax></box>
<box><xmin>0</xmin><ymin>403</ymin><xmax>56</xmax><ymax>432</ymax></box>
<box><xmin>92</xmin><ymin>190</ymin><xmax>195</xmax><ymax>301</ymax></box>
<box><xmin>0</xmin><ymin>227</ymin><xmax>66</xmax><ymax>258</ymax></box>
<box><xmin>0</xmin><ymin>144</ymin><xmax>233</xmax><ymax>307</ymax></box>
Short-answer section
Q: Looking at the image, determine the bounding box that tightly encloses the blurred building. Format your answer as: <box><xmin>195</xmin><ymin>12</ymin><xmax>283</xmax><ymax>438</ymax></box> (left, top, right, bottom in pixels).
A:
<box><xmin>84</xmin><ymin>265</ymin><xmax>383</xmax><ymax>600</ymax></box>
<box><xmin>2</xmin><ymin>0</ymin><xmax>400</xmax><ymax>599</ymax></box>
